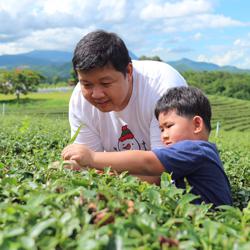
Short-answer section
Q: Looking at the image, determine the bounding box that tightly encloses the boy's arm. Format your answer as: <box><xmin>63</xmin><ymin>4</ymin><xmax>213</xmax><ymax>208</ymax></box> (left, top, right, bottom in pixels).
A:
<box><xmin>62</xmin><ymin>144</ymin><xmax>165</xmax><ymax>176</ymax></box>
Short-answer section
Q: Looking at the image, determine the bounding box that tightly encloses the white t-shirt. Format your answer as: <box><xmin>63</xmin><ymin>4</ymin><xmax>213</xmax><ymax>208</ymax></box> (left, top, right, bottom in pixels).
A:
<box><xmin>69</xmin><ymin>60</ymin><xmax>187</xmax><ymax>152</ymax></box>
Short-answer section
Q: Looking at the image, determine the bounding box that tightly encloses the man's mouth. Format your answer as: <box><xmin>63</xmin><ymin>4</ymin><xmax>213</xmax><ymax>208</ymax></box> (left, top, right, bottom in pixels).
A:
<box><xmin>94</xmin><ymin>100</ymin><xmax>110</xmax><ymax>106</ymax></box>
<box><xmin>95</xmin><ymin>100</ymin><xmax>109</xmax><ymax>104</ymax></box>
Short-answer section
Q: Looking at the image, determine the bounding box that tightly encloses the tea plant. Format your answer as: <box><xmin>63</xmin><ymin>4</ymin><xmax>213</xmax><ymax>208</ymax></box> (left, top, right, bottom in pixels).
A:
<box><xmin>0</xmin><ymin>116</ymin><xmax>249</xmax><ymax>249</ymax></box>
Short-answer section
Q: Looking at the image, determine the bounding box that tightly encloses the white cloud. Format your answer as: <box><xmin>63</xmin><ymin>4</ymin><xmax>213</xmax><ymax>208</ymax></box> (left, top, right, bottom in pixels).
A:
<box><xmin>196</xmin><ymin>32</ymin><xmax>250</xmax><ymax>68</ymax></box>
<box><xmin>0</xmin><ymin>26</ymin><xmax>95</xmax><ymax>55</ymax></box>
<box><xmin>160</xmin><ymin>14</ymin><xmax>247</xmax><ymax>33</ymax></box>
<box><xmin>0</xmin><ymin>43</ymin><xmax>29</xmax><ymax>55</ymax></box>
<box><xmin>0</xmin><ymin>0</ymin><xmax>249</xmax><ymax>68</ymax></box>
<box><xmin>233</xmin><ymin>37</ymin><xmax>250</xmax><ymax>48</ymax></box>
<box><xmin>0</xmin><ymin>0</ymin><xmax>126</xmax><ymax>37</ymax></box>
<box><xmin>140</xmin><ymin>0</ymin><xmax>212</xmax><ymax>19</ymax></box>
<box><xmin>0</xmin><ymin>0</ymin><xmax>34</xmax><ymax>17</ymax></box>
<box><xmin>97</xmin><ymin>0</ymin><xmax>126</xmax><ymax>21</ymax></box>
<box><xmin>41</xmin><ymin>0</ymin><xmax>91</xmax><ymax>15</ymax></box>
<box><xmin>197</xmin><ymin>50</ymin><xmax>243</xmax><ymax>66</ymax></box>
<box><xmin>195</xmin><ymin>14</ymin><xmax>245</xmax><ymax>28</ymax></box>
<box><xmin>197</xmin><ymin>47</ymin><xmax>250</xmax><ymax>69</ymax></box>
<box><xmin>193</xmin><ymin>32</ymin><xmax>202</xmax><ymax>40</ymax></box>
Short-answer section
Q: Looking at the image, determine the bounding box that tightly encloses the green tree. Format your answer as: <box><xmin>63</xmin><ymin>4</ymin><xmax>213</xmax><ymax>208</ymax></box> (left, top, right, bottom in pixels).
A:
<box><xmin>68</xmin><ymin>68</ymin><xmax>78</xmax><ymax>86</ymax></box>
<box><xmin>0</xmin><ymin>69</ymin><xmax>45</xmax><ymax>101</ymax></box>
<box><xmin>139</xmin><ymin>55</ymin><xmax>163</xmax><ymax>62</ymax></box>
<box><xmin>182</xmin><ymin>71</ymin><xmax>250</xmax><ymax>100</ymax></box>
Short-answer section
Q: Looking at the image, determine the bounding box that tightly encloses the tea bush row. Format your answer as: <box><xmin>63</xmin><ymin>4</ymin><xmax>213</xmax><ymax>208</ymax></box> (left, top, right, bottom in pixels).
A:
<box><xmin>0</xmin><ymin>116</ymin><xmax>249</xmax><ymax>249</ymax></box>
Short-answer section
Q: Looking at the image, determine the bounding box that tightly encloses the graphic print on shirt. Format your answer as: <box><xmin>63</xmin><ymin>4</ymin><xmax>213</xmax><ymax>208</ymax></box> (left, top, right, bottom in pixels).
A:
<box><xmin>114</xmin><ymin>125</ymin><xmax>147</xmax><ymax>151</ymax></box>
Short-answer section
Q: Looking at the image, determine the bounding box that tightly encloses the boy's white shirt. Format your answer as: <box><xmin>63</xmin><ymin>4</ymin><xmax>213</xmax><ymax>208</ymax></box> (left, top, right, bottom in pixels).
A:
<box><xmin>69</xmin><ymin>60</ymin><xmax>187</xmax><ymax>152</ymax></box>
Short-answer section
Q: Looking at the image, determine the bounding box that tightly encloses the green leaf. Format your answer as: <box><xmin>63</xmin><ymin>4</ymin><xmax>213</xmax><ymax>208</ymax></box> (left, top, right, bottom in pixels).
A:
<box><xmin>4</xmin><ymin>227</ymin><xmax>25</xmax><ymax>238</ymax></box>
<box><xmin>30</xmin><ymin>218</ymin><xmax>56</xmax><ymax>238</ymax></box>
<box><xmin>106</xmin><ymin>235</ymin><xmax>123</xmax><ymax>250</ymax></box>
<box><xmin>0</xmin><ymin>162</ymin><xmax>5</xmax><ymax>169</ymax></box>
<box><xmin>160</xmin><ymin>172</ymin><xmax>173</xmax><ymax>188</ymax></box>
<box><xmin>69</xmin><ymin>125</ymin><xmax>83</xmax><ymax>144</ymax></box>
<box><xmin>20</xmin><ymin>236</ymin><xmax>36</xmax><ymax>249</ymax></box>
<box><xmin>177</xmin><ymin>193</ymin><xmax>199</xmax><ymax>207</ymax></box>
<box><xmin>26</xmin><ymin>193</ymin><xmax>55</xmax><ymax>208</ymax></box>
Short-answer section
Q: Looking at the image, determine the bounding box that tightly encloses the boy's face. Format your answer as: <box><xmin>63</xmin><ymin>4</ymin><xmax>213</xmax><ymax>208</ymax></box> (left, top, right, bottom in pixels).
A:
<box><xmin>78</xmin><ymin>63</ymin><xmax>133</xmax><ymax>112</ymax></box>
<box><xmin>158</xmin><ymin>110</ymin><xmax>197</xmax><ymax>146</ymax></box>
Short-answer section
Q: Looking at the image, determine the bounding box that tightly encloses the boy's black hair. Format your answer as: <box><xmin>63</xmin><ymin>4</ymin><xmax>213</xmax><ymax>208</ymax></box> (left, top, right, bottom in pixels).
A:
<box><xmin>72</xmin><ymin>30</ymin><xmax>131</xmax><ymax>76</ymax></box>
<box><xmin>155</xmin><ymin>86</ymin><xmax>212</xmax><ymax>132</ymax></box>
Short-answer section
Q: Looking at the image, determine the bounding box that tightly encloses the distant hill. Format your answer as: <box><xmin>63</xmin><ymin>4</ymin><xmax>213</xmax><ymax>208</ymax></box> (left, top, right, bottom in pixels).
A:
<box><xmin>0</xmin><ymin>50</ymin><xmax>138</xmax><ymax>79</ymax></box>
<box><xmin>167</xmin><ymin>58</ymin><xmax>250</xmax><ymax>74</ymax></box>
<box><xmin>0</xmin><ymin>51</ymin><xmax>250</xmax><ymax>79</ymax></box>
<box><xmin>0</xmin><ymin>50</ymin><xmax>72</xmax><ymax>67</ymax></box>
<box><xmin>0</xmin><ymin>50</ymin><xmax>73</xmax><ymax>79</ymax></box>
<box><xmin>24</xmin><ymin>50</ymin><xmax>73</xmax><ymax>63</ymax></box>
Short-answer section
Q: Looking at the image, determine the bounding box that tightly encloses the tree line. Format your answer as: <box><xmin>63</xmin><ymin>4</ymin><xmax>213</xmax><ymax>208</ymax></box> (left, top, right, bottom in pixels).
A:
<box><xmin>139</xmin><ymin>55</ymin><xmax>250</xmax><ymax>100</ymax></box>
<box><xmin>182</xmin><ymin>71</ymin><xmax>250</xmax><ymax>100</ymax></box>
<box><xmin>1</xmin><ymin>63</ymin><xmax>250</xmax><ymax>101</ymax></box>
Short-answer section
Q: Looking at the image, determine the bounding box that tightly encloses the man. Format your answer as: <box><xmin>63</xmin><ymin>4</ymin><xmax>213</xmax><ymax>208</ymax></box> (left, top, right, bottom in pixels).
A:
<box><xmin>65</xmin><ymin>30</ymin><xmax>187</xmax><ymax>183</ymax></box>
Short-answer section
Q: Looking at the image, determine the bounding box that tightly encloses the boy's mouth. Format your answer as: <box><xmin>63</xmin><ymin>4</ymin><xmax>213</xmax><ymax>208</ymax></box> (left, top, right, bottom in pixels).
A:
<box><xmin>164</xmin><ymin>141</ymin><xmax>172</xmax><ymax>146</ymax></box>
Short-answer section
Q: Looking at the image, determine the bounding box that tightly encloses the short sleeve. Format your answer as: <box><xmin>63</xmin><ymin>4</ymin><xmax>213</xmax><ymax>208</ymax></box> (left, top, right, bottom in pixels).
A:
<box><xmin>69</xmin><ymin>84</ymin><xmax>104</xmax><ymax>151</ymax></box>
<box><xmin>152</xmin><ymin>141</ymin><xmax>203</xmax><ymax>179</ymax></box>
<box><xmin>69</xmin><ymin>112</ymin><xmax>104</xmax><ymax>151</ymax></box>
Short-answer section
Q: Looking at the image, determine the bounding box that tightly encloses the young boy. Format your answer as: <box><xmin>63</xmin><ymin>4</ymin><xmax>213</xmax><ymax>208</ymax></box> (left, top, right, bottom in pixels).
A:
<box><xmin>62</xmin><ymin>86</ymin><xmax>232</xmax><ymax>207</ymax></box>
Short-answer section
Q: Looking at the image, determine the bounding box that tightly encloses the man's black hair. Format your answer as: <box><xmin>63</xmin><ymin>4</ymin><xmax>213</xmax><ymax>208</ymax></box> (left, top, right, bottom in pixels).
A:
<box><xmin>155</xmin><ymin>86</ymin><xmax>212</xmax><ymax>132</ymax></box>
<box><xmin>72</xmin><ymin>30</ymin><xmax>131</xmax><ymax>76</ymax></box>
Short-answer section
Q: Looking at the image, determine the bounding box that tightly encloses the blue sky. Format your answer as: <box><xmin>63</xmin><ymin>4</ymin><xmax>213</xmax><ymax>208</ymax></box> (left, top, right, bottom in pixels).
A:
<box><xmin>0</xmin><ymin>0</ymin><xmax>250</xmax><ymax>68</ymax></box>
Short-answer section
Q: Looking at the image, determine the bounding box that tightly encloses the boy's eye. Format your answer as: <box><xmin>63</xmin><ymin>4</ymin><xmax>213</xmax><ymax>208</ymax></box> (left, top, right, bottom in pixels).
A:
<box><xmin>167</xmin><ymin>124</ymin><xmax>173</xmax><ymax>128</ymax></box>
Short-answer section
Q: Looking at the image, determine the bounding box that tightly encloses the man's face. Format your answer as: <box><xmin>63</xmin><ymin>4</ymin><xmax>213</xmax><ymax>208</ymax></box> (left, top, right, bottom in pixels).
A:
<box><xmin>158</xmin><ymin>110</ymin><xmax>196</xmax><ymax>146</ymax></box>
<box><xmin>77</xmin><ymin>63</ymin><xmax>133</xmax><ymax>112</ymax></box>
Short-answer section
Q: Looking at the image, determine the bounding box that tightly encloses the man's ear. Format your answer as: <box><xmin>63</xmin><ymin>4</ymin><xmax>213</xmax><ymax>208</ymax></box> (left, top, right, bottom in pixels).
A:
<box><xmin>193</xmin><ymin>116</ymin><xmax>203</xmax><ymax>134</ymax></box>
<box><xmin>126</xmin><ymin>63</ymin><xmax>133</xmax><ymax>79</ymax></box>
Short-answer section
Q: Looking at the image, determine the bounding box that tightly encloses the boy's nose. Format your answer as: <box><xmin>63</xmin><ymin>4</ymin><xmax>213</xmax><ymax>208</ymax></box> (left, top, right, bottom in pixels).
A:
<box><xmin>162</xmin><ymin>131</ymin><xmax>169</xmax><ymax>138</ymax></box>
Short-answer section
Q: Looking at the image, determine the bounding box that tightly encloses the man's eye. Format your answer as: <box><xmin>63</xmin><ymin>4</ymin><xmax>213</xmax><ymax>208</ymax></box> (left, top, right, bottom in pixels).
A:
<box><xmin>81</xmin><ymin>83</ymin><xmax>92</xmax><ymax>88</ymax></box>
<box><xmin>102</xmin><ymin>82</ymin><xmax>112</xmax><ymax>87</ymax></box>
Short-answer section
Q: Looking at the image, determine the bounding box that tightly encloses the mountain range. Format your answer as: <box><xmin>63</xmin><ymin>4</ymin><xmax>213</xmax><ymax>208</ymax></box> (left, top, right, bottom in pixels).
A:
<box><xmin>0</xmin><ymin>50</ymin><xmax>249</xmax><ymax>79</ymax></box>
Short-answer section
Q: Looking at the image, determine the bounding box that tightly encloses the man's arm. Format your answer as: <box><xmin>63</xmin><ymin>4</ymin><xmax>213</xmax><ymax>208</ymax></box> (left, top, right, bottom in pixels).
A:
<box><xmin>69</xmin><ymin>84</ymin><xmax>104</xmax><ymax>151</ymax></box>
<box><xmin>62</xmin><ymin>144</ymin><xmax>165</xmax><ymax>176</ymax></box>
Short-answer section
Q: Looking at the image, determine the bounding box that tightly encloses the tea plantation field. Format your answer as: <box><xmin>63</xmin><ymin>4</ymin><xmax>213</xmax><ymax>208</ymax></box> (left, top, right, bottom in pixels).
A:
<box><xmin>1</xmin><ymin>91</ymin><xmax>250</xmax><ymax>131</ymax></box>
<box><xmin>0</xmin><ymin>92</ymin><xmax>250</xmax><ymax>249</ymax></box>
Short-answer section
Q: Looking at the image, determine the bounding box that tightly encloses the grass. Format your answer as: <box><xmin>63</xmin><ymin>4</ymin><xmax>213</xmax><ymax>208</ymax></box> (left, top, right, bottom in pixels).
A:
<box><xmin>0</xmin><ymin>91</ymin><xmax>71</xmax><ymax>118</ymax></box>
<box><xmin>1</xmin><ymin>91</ymin><xmax>250</xmax><ymax>131</ymax></box>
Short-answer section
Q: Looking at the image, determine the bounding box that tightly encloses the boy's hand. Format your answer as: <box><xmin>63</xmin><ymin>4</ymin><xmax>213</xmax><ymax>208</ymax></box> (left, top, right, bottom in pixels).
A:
<box><xmin>61</xmin><ymin>144</ymin><xmax>94</xmax><ymax>169</ymax></box>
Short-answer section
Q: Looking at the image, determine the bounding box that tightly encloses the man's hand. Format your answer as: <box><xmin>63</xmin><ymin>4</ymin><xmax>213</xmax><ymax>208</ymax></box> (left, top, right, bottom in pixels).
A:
<box><xmin>61</xmin><ymin>144</ymin><xmax>94</xmax><ymax>169</ymax></box>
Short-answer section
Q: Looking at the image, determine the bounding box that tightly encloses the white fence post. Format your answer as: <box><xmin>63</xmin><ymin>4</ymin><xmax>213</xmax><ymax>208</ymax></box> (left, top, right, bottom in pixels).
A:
<box><xmin>2</xmin><ymin>103</ymin><xmax>5</xmax><ymax>116</ymax></box>
<box><xmin>215</xmin><ymin>121</ymin><xmax>220</xmax><ymax>137</ymax></box>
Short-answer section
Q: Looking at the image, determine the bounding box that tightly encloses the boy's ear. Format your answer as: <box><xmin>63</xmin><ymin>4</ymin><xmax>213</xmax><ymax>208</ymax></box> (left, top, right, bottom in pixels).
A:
<box><xmin>126</xmin><ymin>63</ymin><xmax>133</xmax><ymax>79</ymax></box>
<box><xmin>193</xmin><ymin>116</ymin><xmax>203</xmax><ymax>134</ymax></box>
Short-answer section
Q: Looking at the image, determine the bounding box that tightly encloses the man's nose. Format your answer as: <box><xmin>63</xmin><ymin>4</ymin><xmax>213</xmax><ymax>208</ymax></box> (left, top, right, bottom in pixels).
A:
<box><xmin>91</xmin><ymin>86</ymin><xmax>105</xmax><ymax>98</ymax></box>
